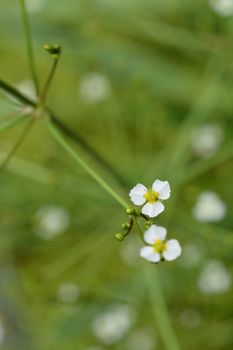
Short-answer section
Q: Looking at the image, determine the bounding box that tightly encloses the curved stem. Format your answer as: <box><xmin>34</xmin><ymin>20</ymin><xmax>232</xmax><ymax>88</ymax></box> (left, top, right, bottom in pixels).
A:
<box><xmin>133</xmin><ymin>217</ymin><xmax>144</xmax><ymax>241</ymax></box>
<box><xmin>144</xmin><ymin>266</ymin><xmax>181</xmax><ymax>350</ymax></box>
<box><xmin>46</xmin><ymin>117</ymin><xmax>128</xmax><ymax>209</ymax></box>
<box><xmin>19</xmin><ymin>0</ymin><xmax>39</xmax><ymax>96</ymax></box>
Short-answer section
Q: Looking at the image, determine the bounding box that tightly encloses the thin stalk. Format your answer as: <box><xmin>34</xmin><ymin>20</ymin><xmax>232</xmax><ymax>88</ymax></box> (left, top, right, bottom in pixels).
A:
<box><xmin>0</xmin><ymin>118</ymin><xmax>35</xmax><ymax>172</ymax></box>
<box><xmin>0</xmin><ymin>113</ymin><xmax>28</xmax><ymax>133</ymax></box>
<box><xmin>19</xmin><ymin>0</ymin><xmax>39</xmax><ymax>96</ymax></box>
<box><xmin>144</xmin><ymin>266</ymin><xmax>181</xmax><ymax>350</ymax></box>
<box><xmin>133</xmin><ymin>217</ymin><xmax>144</xmax><ymax>241</ymax></box>
<box><xmin>40</xmin><ymin>57</ymin><xmax>59</xmax><ymax>103</ymax></box>
<box><xmin>46</xmin><ymin>117</ymin><xmax>128</xmax><ymax>209</ymax></box>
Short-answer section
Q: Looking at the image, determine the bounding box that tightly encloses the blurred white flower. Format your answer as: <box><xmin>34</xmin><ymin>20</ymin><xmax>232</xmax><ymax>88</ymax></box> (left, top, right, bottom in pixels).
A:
<box><xmin>191</xmin><ymin>123</ymin><xmax>223</xmax><ymax>159</ymax></box>
<box><xmin>179</xmin><ymin>309</ymin><xmax>202</xmax><ymax>329</ymax></box>
<box><xmin>26</xmin><ymin>0</ymin><xmax>46</xmax><ymax>13</ymax></box>
<box><xmin>193</xmin><ymin>192</ymin><xmax>226</xmax><ymax>223</ymax></box>
<box><xmin>35</xmin><ymin>206</ymin><xmax>70</xmax><ymax>239</ymax></box>
<box><xmin>79</xmin><ymin>73</ymin><xmax>111</xmax><ymax>104</ymax></box>
<box><xmin>120</xmin><ymin>236</ymin><xmax>141</xmax><ymax>267</ymax></box>
<box><xmin>57</xmin><ymin>282</ymin><xmax>80</xmax><ymax>303</ymax></box>
<box><xmin>140</xmin><ymin>225</ymin><xmax>182</xmax><ymax>263</ymax></box>
<box><xmin>126</xmin><ymin>328</ymin><xmax>156</xmax><ymax>350</ymax></box>
<box><xmin>209</xmin><ymin>0</ymin><xmax>233</xmax><ymax>16</ymax></box>
<box><xmin>129</xmin><ymin>180</ymin><xmax>171</xmax><ymax>218</ymax></box>
<box><xmin>92</xmin><ymin>305</ymin><xmax>134</xmax><ymax>345</ymax></box>
<box><xmin>181</xmin><ymin>243</ymin><xmax>202</xmax><ymax>267</ymax></box>
<box><xmin>15</xmin><ymin>80</ymin><xmax>37</xmax><ymax>100</ymax></box>
<box><xmin>198</xmin><ymin>260</ymin><xmax>232</xmax><ymax>294</ymax></box>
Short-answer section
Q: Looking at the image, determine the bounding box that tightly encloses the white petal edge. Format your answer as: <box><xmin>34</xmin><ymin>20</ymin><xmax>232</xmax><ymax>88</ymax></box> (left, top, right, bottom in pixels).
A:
<box><xmin>152</xmin><ymin>180</ymin><xmax>171</xmax><ymax>200</ymax></box>
<box><xmin>140</xmin><ymin>246</ymin><xmax>161</xmax><ymax>263</ymax></box>
<box><xmin>142</xmin><ymin>201</ymin><xmax>164</xmax><ymax>218</ymax></box>
<box><xmin>163</xmin><ymin>239</ymin><xmax>182</xmax><ymax>261</ymax></box>
<box><xmin>144</xmin><ymin>225</ymin><xmax>167</xmax><ymax>244</ymax></box>
<box><xmin>129</xmin><ymin>184</ymin><xmax>147</xmax><ymax>205</ymax></box>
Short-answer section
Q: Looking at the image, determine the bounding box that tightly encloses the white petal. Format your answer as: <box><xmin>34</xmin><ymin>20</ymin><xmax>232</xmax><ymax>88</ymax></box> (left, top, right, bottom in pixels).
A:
<box><xmin>140</xmin><ymin>246</ymin><xmax>161</xmax><ymax>263</ymax></box>
<box><xmin>142</xmin><ymin>201</ymin><xmax>164</xmax><ymax>218</ymax></box>
<box><xmin>129</xmin><ymin>184</ymin><xmax>147</xmax><ymax>205</ymax></box>
<box><xmin>152</xmin><ymin>180</ymin><xmax>171</xmax><ymax>200</ymax></box>
<box><xmin>144</xmin><ymin>225</ymin><xmax>167</xmax><ymax>244</ymax></box>
<box><xmin>163</xmin><ymin>239</ymin><xmax>182</xmax><ymax>261</ymax></box>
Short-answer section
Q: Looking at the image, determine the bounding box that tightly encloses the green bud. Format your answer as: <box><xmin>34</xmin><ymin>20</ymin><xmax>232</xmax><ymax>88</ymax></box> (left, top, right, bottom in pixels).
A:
<box><xmin>44</xmin><ymin>43</ymin><xmax>61</xmax><ymax>57</ymax></box>
<box><xmin>122</xmin><ymin>223</ymin><xmax>131</xmax><ymax>229</ymax></box>
<box><xmin>115</xmin><ymin>232</ymin><xmax>125</xmax><ymax>241</ymax></box>
<box><xmin>126</xmin><ymin>207</ymin><xmax>136</xmax><ymax>215</ymax></box>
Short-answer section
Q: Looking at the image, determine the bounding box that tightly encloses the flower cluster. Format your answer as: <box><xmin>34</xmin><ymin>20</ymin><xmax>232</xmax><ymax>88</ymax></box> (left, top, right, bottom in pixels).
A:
<box><xmin>128</xmin><ymin>179</ymin><xmax>182</xmax><ymax>263</ymax></box>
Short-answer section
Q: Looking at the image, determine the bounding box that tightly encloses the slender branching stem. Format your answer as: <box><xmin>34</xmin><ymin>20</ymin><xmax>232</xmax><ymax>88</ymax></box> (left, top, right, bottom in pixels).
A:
<box><xmin>46</xmin><ymin>117</ymin><xmax>129</xmax><ymax>209</ymax></box>
<box><xmin>0</xmin><ymin>117</ymin><xmax>35</xmax><ymax>172</ymax></box>
<box><xmin>0</xmin><ymin>79</ymin><xmax>128</xmax><ymax>187</ymax></box>
<box><xmin>19</xmin><ymin>0</ymin><xmax>39</xmax><ymax>96</ymax></box>
<box><xmin>40</xmin><ymin>57</ymin><xmax>59</xmax><ymax>103</ymax></box>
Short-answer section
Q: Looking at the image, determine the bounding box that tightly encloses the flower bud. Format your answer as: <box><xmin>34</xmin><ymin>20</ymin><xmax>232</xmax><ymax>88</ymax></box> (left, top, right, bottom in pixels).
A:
<box><xmin>126</xmin><ymin>207</ymin><xmax>136</xmax><ymax>215</ymax></box>
<box><xmin>115</xmin><ymin>232</ymin><xmax>125</xmax><ymax>241</ymax></box>
<box><xmin>122</xmin><ymin>223</ymin><xmax>131</xmax><ymax>229</ymax></box>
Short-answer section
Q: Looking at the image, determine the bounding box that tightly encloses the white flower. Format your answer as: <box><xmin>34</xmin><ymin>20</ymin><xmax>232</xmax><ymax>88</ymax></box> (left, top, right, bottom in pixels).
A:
<box><xmin>198</xmin><ymin>260</ymin><xmax>231</xmax><ymax>294</ymax></box>
<box><xmin>79</xmin><ymin>72</ymin><xmax>111</xmax><ymax>104</ymax></box>
<box><xmin>57</xmin><ymin>282</ymin><xmax>80</xmax><ymax>303</ymax></box>
<box><xmin>92</xmin><ymin>305</ymin><xmax>134</xmax><ymax>345</ymax></box>
<box><xmin>129</xmin><ymin>180</ymin><xmax>171</xmax><ymax>218</ymax></box>
<box><xmin>35</xmin><ymin>205</ymin><xmax>70</xmax><ymax>239</ymax></box>
<box><xmin>209</xmin><ymin>0</ymin><xmax>233</xmax><ymax>16</ymax></box>
<box><xmin>126</xmin><ymin>328</ymin><xmax>156</xmax><ymax>350</ymax></box>
<box><xmin>140</xmin><ymin>225</ymin><xmax>182</xmax><ymax>263</ymax></box>
<box><xmin>191</xmin><ymin>123</ymin><xmax>223</xmax><ymax>158</ymax></box>
<box><xmin>193</xmin><ymin>192</ymin><xmax>226</xmax><ymax>223</ymax></box>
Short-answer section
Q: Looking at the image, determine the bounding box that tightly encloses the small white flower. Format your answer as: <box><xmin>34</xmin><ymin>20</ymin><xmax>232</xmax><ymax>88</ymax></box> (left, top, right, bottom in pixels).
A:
<box><xmin>79</xmin><ymin>72</ymin><xmax>111</xmax><ymax>104</ymax></box>
<box><xmin>198</xmin><ymin>260</ymin><xmax>231</xmax><ymax>294</ymax></box>
<box><xmin>57</xmin><ymin>282</ymin><xmax>80</xmax><ymax>303</ymax></box>
<box><xmin>193</xmin><ymin>192</ymin><xmax>226</xmax><ymax>223</ymax></box>
<box><xmin>92</xmin><ymin>305</ymin><xmax>134</xmax><ymax>345</ymax></box>
<box><xmin>209</xmin><ymin>0</ymin><xmax>233</xmax><ymax>16</ymax></box>
<box><xmin>191</xmin><ymin>123</ymin><xmax>223</xmax><ymax>158</ymax></box>
<box><xmin>126</xmin><ymin>328</ymin><xmax>156</xmax><ymax>350</ymax></box>
<box><xmin>129</xmin><ymin>180</ymin><xmax>171</xmax><ymax>218</ymax></box>
<box><xmin>140</xmin><ymin>225</ymin><xmax>182</xmax><ymax>263</ymax></box>
<box><xmin>35</xmin><ymin>205</ymin><xmax>70</xmax><ymax>239</ymax></box>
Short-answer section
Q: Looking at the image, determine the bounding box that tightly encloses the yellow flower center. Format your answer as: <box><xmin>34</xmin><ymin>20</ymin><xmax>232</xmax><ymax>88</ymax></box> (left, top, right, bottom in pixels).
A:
<box><xmin>153</xmin><ymin>239</ymin><xmax>167</xmax><ymax>253</ymax></box>
<box><xmin>144</xmin><ymin>189</ymin><xmax>159</xmax><ymax>204</ymax></box>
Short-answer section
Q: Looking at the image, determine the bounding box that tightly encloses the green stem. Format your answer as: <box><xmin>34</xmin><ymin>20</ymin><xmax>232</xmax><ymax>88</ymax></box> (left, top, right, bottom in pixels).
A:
<box><xmin>144</xmin><ymin>266</ymin><xmax>181</xmax><ymax>350</ymax></box>
<box><xmin>0</xmin><ymin>118</ymin><xmax>35</xmax><ymax>172</ymax></box>
<box><xmin>19</xmin><ymin>0</ymin><xmax>39</xmax><ymax>96</ymax></box>
<box><xmin>0</xmin><ymin>113</ymin><xmax>28</xmax><ymax>133</ymax></box>
<box><xmin>0</xmin><ymin>79</ymin><xmax>128</xmax><ymax>187</ymax></box>
<box><xmin>46</xmin><ymin>117</ymin><xmax>128</xmax><ymax>209</ymax></box>
<box><xmin>133</xmin><ymin>217</ymin><xmax>144</xmax><ymax>241</ymax></box>
<box><xmin>40</xmin><ymin>57</ymin><xmax>59</xmax><ymax>103</ymax></box>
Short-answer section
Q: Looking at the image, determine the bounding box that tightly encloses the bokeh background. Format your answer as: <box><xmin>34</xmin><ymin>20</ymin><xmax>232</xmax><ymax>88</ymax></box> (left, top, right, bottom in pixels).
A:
<box><xmin>0</xmin><ymin>0</ymin><xmax>233</xmax><ymax>349</ymax></box>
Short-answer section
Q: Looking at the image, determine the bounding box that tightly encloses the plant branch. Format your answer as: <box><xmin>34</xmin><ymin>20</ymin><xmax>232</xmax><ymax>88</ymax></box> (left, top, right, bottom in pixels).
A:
<box><xmin>19</xmin><ymin>0</ymin><xmax>39</xmax><ymax>96</ymax></box>
<box><xmin>0</xmin><ymin>118</ymin><xmax>35</xmax><ymax>172</ymax></box>
<box><xmin>46</xmin><ymin>117</ymin><xmax>129</xmax><ymax>209</ymax></box>
<box><xmin>0</xmin><ymin>78</ymin><xmax>128</xmax><ymax>187</ymax></box>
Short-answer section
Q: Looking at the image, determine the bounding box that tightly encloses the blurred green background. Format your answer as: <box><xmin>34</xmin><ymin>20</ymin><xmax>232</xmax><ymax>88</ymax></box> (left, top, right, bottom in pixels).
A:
<box><xmin>0</xmin><ymin>0</ymin><xmax>233</xmax><ymax>349</ymax></box>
